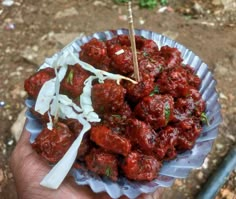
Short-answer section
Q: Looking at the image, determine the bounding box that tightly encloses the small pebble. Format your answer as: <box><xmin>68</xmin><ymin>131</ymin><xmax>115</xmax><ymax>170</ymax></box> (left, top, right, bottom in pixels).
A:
<box><xmin>219</xmin><ymin>92</ymin><xmax>228</xmax><ymax>100</ymax></box>
<box><xmin>216</xmin><ymin>143</ymin><xmax>224</xmax><ymax>150</ymax></box>
<box><xmin>2</xmin><ymin>0</ymin><xmax>14</xmax><ymax>7</ymax></box>
<box><xmin>197</xmin><ymin>171</ymin><xmax>204</xmax><ymax>180</ymax></box>
<box><xmin>119</xmin><ymin>15</ymin><xmax>128</xmax><ymax>21</ymax></box>
<box><xmin>202</xmin><ymin>157</ymin><xmax>209</xmax><ymax>169</ymax></box>
<box><xmin>5</xmin><ymin>23</ymin><xmax>15</xmax><ymax>30</ymax></box>
<box><xmin>7</xmin><ymin>139</ymin><xmax>14</xmax><ymax>146</ymax></box>
<box><xmin>17</xmin><ymin>66</ymin><xmax>24</xmax><ymax>71</ymax></box>
<box><xmin>212</xmin><ymin>159</ymin><xmax>218</xmax><ymax>165</ymax></box>
<box><xmin>226</xmin><ymin>134</ymin><xmax>235</xmax><ymax>142</ymax></box>
<box><xmin>4</xmin><ymin>79</ymin><xmax>8</xmax><ymax>85</ymax></box>
<box><xmin>2</xmin><ymin>148</ymin><xmax>6</xmax><ymax>155</ymax></box>
<box><xmin>0</xmin><ymin>101</ymin><xmax>5</xmax><ymax>107</ymax></box>
<box><xmin>32</xmin><ymin>45</ymin><xmax>39</xmax><ymax>52</ymax></box>
<box><xmin>139</xmin><ymin>17</ymin><xmax>145</xmax><ymax>25</ymax></box>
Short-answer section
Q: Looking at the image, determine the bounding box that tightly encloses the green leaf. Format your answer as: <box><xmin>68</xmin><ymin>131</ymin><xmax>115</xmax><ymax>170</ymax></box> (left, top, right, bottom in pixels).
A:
<box><xmin>139</xmin><ymin>0</ymin><xmax>158</xmax><ymax>9</ymax></box>
<box><xmin>160</xmin><ymin>0</ymin><xmax>168</xmax><ymax>6</ymax></box>
<box><xmin>105</xmin><ymin>166</ymin><xmax>112</xmax><ymax>177</ymax></box>
<box><xmin>75</xmin><ymin>96</ymin><xmax>80</xmax><ymax>103</ymax></box>
<box><xmin>143</xmin><ymin>51</ymin><xmax>149</xmax><ymax>57</ymax></box>
<box><xmin>164</xmin><ymin>102</ymin><xmax>170</xmax><ymax>122</ymax></box>
<box><xmin>113</xmin><ymin>0</ymin><xmax>167</xmax><ymax>9</ymax></box>
<box><xmin>114</xmin><ymin>0</ymin><xmax>129</xmax><ymax>3</ymax></box>
<box><xmin>149</xmin><ymin>85</ymin><xmax>159</xmax><ymax>96</ymax></box>
<box><xmin>200</xmin><ymin>112</ymin><xmax>209</xmax><ymax>126</ymax></box>
<box><xmin>112</xmin><ymin>114</ymin><xmax>122</xmax><ymax>119</ymax></box>
<box><xmin>66</xmin><ymin>70</ymin><xmax>74</xmax><ymax>85</ymax></box>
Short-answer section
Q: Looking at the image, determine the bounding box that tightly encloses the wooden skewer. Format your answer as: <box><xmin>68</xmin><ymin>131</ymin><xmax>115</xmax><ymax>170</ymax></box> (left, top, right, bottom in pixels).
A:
<box><xmin>128</xmin><ymin>1</ymin><xmax>140</xmax><ymax>82</ymax></box>
<box><xmin>53</xmin><ymin>67</ymin><xmax>60</xmax><ymax>126</ymax></box>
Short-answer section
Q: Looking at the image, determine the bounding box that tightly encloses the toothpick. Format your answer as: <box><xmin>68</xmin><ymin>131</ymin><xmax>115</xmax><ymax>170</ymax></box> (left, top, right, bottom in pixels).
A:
<box><xmin>128</xmin><ymin>1</ymin><xmax>140</xmax><ymax>82</ymax></box>
<box><xmin>53</xmin><ymin>66</ymin><xmax>60</xmax><ymax>126</ymax></box>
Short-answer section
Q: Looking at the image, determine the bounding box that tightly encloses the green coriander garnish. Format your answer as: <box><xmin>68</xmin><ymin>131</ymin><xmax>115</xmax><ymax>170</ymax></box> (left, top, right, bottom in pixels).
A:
<box><xmin>112</xmin><ymin>114</ymin><xmax>122</xmax><ymax>119</ymax></box>
<box><xmin>66</xmin><ymin>70</ymin><xmax>74</xmax><ymax>85</ymax></box>
<box><xmin>158</xmin><ymin>65</ymin><xmax>163</xmax><ymax>72</ymax></box>
<box><xmin>164</xmin><ymin>102</ymin><xmax>170</xmax><ymax>122</ymax></box>
<box><xmin>143</xmin><ymin>51</ymin><xmax>149</xmax><ymax>57</ymax></box>
<box><xmin>75</xmin><ymin>96</ymin><xmax>80</xmax><ymax>104</ymax></box>
<box><xmin>200</xmin><ymin>112</ymin><xmax>209</xmax><ymax>126</ymax></box>
<box><xmin>149</xmin><ymin>85</ymin><xmax>159</xmax><ymax>96</ymax></box>
<box><xmin>105</xmin><ymin>167</ymin><xmax>112</xmax><ymax>177</ymax></box>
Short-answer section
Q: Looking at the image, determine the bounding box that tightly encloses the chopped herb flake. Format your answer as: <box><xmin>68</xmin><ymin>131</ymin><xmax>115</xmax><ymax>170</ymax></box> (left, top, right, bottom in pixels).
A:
<box><xmin>164</xmin><ymin>102</ymin><xmax>170</xmax><ymax>122</ymax></box>
<box><xmin>200</xmin><ymin>112</ymin><xmax>209</xmax><ymax>125</ymax></box>
<box><xmin>76</xmin><ymin>96</ymin><xmax>80</xmax><ymax>103</ymax></box>
<box><xmin>149</xmin><ymin>86</ymin><xmax>159</xmax><ymax>96</ymax></box>
<box><xmin>112</xmin><ymin>114</ymin><xmax>122</xmax><ymax>119</ymax></box>
<box><xmin>66</xmin><ymin>70</ymin><xmax>74</xmax><ymax>85</ymax></box>
<box><xmin>143</xmin><ymin>51</ymin><xmax>149</xmax><ymax>57</ymax></box>
<box><xmin>105</xmin><ymin>167</ymin><xmax>112</xmax><ymax>177</ymax></box>
<box><xmin>158</xmin><ymin>65</ymin><xmax>163</xmax><ymax>73</ymax></box>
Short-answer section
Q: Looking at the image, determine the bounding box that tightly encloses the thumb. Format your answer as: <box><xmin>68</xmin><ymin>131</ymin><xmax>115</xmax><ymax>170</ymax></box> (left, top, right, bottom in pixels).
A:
<box><xmin>18</xmin><ymin>120</ymin><xmax>31</xmax><ymax>145</ymax></box>
<box><xmin>15</xmin><ymin>120</ymin><xmax>36</xmax><ymax>157</ymax></box>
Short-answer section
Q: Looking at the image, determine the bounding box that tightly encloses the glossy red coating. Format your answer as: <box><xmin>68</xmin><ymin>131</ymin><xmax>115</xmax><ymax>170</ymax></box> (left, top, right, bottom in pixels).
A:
<box><xmin>60</xmin><ymin>64</ymin><xmax>90</xmax><ymax>98</ymax></box>
<box><xmin>122</xmin><ymin>152</ymin><xmax>161</xmax><ymax>181</ymax></box>
<box><xmin>85</xmin><ymin>148</ymin><xmax>118</xmax><ymax>181</ymax></box>
<box><xmin>26</xmin><ymin>35</ymin><xmax>206</xmax><ymax>182</ymax></box>
<box><xmin>24</xmin><ymin>67</ymin><xmax>55</xmax><ymax>99</ymax></box>
<box><xmin>32</xmin><ymin>122</ymin><xmax>75</xmax><ymax>163</ymax></box>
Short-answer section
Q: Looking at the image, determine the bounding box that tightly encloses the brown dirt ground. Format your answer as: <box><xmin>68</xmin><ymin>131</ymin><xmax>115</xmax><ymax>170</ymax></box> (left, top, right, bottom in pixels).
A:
<box><xmin>0</xmin><ymin>0</ymin><xmax>236</xmax><ymax>198</ymax></box>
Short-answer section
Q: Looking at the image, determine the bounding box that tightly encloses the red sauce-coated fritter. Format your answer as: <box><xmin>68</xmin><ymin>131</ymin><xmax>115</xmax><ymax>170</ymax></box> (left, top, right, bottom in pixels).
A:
<box><xmin>79</xmin><ymin>38</ymin><xmax>110</xmax><ymax>71</ymax></box>
<box><xmin>121</xmin><ymin>152</ymin><xmax>161</xmax><ymax>181</ymax></box>
<box><xmin>24</xmin><ymin>67</ymin><xmax>55</xmax><ymax>99</ymax></box>
<box><xmin>26</xmin><ymin>35</ymin><xmax>206</xmax><ymax>182</ymax></box>
<box><xmin>90</xmin><ymin>125</ymin><xmax>131</xmax><ymax>156</ymax></box>
<box><xmin>126</xmin><ymin>118</ymin><xmax>156</xmax><ymax>154</ymax></box>
<box><xmin>60</xmin><ymin>64</ymin><xmax>90</xmax><ymax>99</ymax></box>
<box><xmin>134</xmin><ymin>94</ymin><xmax>174</xmax><ymax>129</ymax></box>
<box><xmin>91</xmin><ymin>80</ymin><xmax>126</xmax><ymax>114</ymax></box>
<box><xmin>156</xmin><ymin>66</ymin><xmax>190</xmax><ymax>98</ymax></box>
<box><xmin>123</xmin><ymin>73</ymin><xmax>155</xmax><ymax>102</ymax></box>
<box><xmin>85</xmin><ymin>148</ymin><xmax>118</xmax><ymax>181</ymax></box>
<box><xmin>32</xmin><ymin>122</ymin><xmax>75</xmax><ymax>163</ymax></box>
<box><xmin>155</xmin><ymin>126</ymin><xmax>179</xmax><ymax>160</ymax></box>
<box><xmin>175</xmin><ymin>118</ymin><xmax>202</xmax><ymax>151</ymax></box>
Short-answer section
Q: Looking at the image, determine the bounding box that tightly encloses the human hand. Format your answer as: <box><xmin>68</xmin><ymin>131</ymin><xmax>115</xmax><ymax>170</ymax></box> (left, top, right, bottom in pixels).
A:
<box><xmin>10</xmin><ymin>123</ymin><xmax>164</xmax><ymax>199</ymax></box>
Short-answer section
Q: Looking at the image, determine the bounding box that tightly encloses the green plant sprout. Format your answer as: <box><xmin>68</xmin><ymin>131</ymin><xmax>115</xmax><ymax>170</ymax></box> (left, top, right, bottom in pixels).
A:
<box><xmin>114</xmin><ymin>0</ymin><xmax>168</xmax><ymax>9</ymax></box>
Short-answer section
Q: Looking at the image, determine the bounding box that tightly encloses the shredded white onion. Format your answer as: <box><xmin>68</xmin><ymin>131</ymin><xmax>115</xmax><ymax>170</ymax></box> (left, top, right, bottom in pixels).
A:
<box><xmin>40</xmin><ymin>116</ymin><xmax>91</xmax><ymax>189</ymax></box>
<box><xmin>115</xmin><ymin>49</ymin><xmax>125</xmax><ymax>55</ymax></box>
<box><xmin>37</xmin><ymin>48</ymin><xmax>137</xmax><ymax>189</ymax></box>
<box><xmin>69</xmin><ymin>51</ymin><xmax>137</xmax><ymax>85</ymax></box>
<box><xmin>35</xmin><ymin>65</ymin><xmax>68</xmax><ymax>115</ymax></box>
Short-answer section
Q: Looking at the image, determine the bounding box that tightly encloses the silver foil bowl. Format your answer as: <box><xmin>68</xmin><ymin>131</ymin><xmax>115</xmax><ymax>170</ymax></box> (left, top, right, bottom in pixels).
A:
<box><xmin>25</xmin><ymin>29</ymin><xmax>222</xmax><ymax>199</ymax></box>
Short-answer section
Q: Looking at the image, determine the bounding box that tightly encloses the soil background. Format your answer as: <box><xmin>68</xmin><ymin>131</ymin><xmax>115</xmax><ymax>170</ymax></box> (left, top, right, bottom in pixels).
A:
<box><xmin>0</xmin><ymin>0</ymin><xmax>236</xmax><ymax>198</ymax></box>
